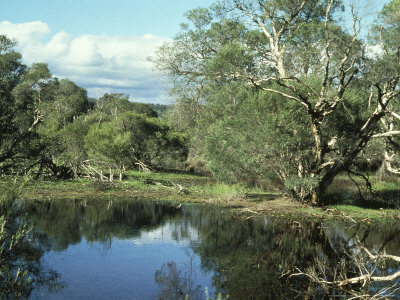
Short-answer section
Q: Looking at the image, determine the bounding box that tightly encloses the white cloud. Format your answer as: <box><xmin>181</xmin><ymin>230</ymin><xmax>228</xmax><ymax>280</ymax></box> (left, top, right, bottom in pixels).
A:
<box><xmin>0</xmin><ymin>21</ymin><xmax>171</xmax><ymax>104</ymax></box>
<box><xmin>0</xmin><ymin>21</ymin><xmax>50</xmax><ymax>44</ymax></box>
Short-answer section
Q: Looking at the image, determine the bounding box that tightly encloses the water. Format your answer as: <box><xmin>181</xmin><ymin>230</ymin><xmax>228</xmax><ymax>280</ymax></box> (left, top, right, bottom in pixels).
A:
<box><xmin>10</xmin><ymin>199</ymin><xmax>400</xmax><ymax>299</ymax></box>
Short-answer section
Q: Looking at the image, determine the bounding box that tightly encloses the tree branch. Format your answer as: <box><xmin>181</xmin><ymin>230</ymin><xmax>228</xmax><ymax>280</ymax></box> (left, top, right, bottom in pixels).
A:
<box><xmin>372</xmin><ymin>131</ymin><xmax>400</xmax><ymax>138</ymax></box>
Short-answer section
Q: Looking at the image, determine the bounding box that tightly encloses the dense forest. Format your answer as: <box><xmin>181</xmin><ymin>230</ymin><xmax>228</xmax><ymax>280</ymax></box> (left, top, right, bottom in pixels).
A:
<box><xmin>1</xmin><ymin>0</ymin><xmax>400</xmax><ymax>207</ymax></box>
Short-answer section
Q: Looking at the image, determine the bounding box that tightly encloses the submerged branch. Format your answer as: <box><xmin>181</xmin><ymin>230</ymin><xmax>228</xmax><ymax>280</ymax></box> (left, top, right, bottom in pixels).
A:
<box><xmin>289</xmin><ymin>236</ymin><xmax>400</xmax><ymax>297</ymax></box>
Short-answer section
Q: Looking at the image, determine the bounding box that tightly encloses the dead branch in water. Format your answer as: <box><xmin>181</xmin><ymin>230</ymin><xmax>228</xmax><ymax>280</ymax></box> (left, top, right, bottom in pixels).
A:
<box><xmin>289</xmin><ymin>236</ymin><xmax>400</xmax><ymax>299</ymax></box>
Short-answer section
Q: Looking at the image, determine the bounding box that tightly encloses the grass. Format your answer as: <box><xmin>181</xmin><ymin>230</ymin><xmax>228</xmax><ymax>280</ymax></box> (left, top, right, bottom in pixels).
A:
<box><xmin>4</xmin><ymin>172</ymin><xmax>249</xmax><ymax>206</ymax></box>
<box><xmin>1</xmin><ymin>170</ymin><xmax>400</xmax><ymax>222</ymax></box>
<box><xmin>325</xmin><ymin>174</ymin><xmax>400</xmax><ymax>208</ymax></box>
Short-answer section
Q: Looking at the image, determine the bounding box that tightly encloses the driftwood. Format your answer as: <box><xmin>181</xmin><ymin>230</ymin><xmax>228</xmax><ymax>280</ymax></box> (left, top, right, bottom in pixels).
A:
<box><xmin>145</xmin><ymin>179</ymin><xmax>189</xmax><ymax>195</ymax></box>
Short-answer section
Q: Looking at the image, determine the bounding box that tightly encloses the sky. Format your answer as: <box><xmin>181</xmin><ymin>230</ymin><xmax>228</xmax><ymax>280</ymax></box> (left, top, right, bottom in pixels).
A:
<box><xmin>0</xmin><ymin>0</ymin><xmax>215</xmax><ymax>104</ymax></box>
<box><xmin>0</xmin><ymin>0</ymin><xmax>390</xmax><ymax>104</ymax></box>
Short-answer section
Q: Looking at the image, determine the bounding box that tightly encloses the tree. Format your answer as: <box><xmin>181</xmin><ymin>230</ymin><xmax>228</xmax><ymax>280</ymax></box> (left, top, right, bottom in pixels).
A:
<box><xmin>51</xmin><ymin>78</ymin><xmax>89</xmax><ymax>128</ymax></box>
<box><xmin>17</xmin><ymin>63</ymin><xmax>55</xmax><ymax>130</ymax></box>
<box><xmin>13</xmin><ymin>65</ymin><xmax>91</xmax><ymax>178</ymax></box>
<box><xmin>368</xmin><ymin>0</ymin><xmax>400</xmax><ymax>176</ymax></box>
<box><xmin>93</xmin><ymin>93</ymin><xmax>158</xmax><ymax>123</ymax></box>
<box><xmin>0</xmin><ymin>35</ymin><xmax>31</xmax><ymax>171</ymax></box>
<box><xmin>84</xmin><ymin>119</ymin><xmax>132</xmax><ymax>181</ymax></box>
<box><xmin>84</xmin><ymin>111</ymin><xmax>188</xmax><ymax>181</ymax></box>
<box><xmin>59</xmin><ymin>117</ymin><xmax>90</xmax><ymax>179</ymax></box>
<box><xmin>152</xmin><ymin>0</ymin><xmax>400</xmax><ymax>205</ymax></box>
<box><xmin>201</xmin><ymin>82</ymin><xmax>313</xmax><ymax>189</ymax></box>
<box><xmin>35</xmin><ymin>78</ymin><xmax>89</xmax><ymax>177</ymax></box>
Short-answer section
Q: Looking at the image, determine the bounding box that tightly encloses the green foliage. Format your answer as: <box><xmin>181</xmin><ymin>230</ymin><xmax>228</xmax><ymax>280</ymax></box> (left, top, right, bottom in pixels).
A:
<box><xmin>152</xmin><ymin>0</ymin><xmax>400</xmax><ymax>205</ymax></box>
<box><xmin>200</xmin><ymin>82</ymin><xmax>313</xmax><ymax>190</ymax></box>
<box><xmin>81</xmin><ymin>109</ymin><xmax>187</xmax><ymax>179</ymax></box>
<box><xmin>94</xmin><ymin>93</ymin><xmax>158</xmax><ymax>120</ymax></box>
<box><xmin>85</xmin><ymin>119</ymin><xmax>132</xmax><ymax>170</ymax></box>
<box><xmin>0</xmin><ymin>35</ymin><xmax>32</xmax><ymax>170</ymax></box>
<box><xmin>59</xmin><ymin>117</ymin><xmax>91</xmax><ymax>177</ymax></box>
<box><xmin>0</xmin><ymin>38</ymin><xmax>186</xmax><ymax>179</ymax></box>
<box><xmin>371</xmin><ymin>0</ymin><xmax>400</xmax><ymax>52</ymax></box>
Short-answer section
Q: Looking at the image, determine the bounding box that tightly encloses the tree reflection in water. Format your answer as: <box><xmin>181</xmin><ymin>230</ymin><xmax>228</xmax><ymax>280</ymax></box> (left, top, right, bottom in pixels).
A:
<box><xmin>289</xmin><ymin>221</ymin><xmax>400</xmax><ymax>298</ymax></box>
<box><xmin>187</xmin><ymin>211</ymin><xmax>400</xmax><ymax>299</ymax></box>
<box><xmin>21</xmin><ymin>199</ymin><xmax>400</xmax><ymax>299</ymax></box>
<box><xmin>155</xmin><ymin>250</ymin><xmax>203</xmax><ymax>300</ymax></box>
<box><xmin>0</xmin><ymin>191</ymin><xmax>64</xmax><ymax>299</ymax></box>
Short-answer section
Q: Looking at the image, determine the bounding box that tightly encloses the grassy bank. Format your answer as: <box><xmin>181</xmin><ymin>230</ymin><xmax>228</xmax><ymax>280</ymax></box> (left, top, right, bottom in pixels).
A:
<box><xmin>1</xmin><ymin>171</ymin><xmax>400</xmax><ymax>221</ymax></box>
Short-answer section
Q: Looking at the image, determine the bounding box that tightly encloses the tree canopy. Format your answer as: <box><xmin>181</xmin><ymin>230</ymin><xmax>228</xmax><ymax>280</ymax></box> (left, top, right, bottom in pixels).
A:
<box><xmin>152</xmin><ymin>0</ymin><xmax>400</xmax><ymax>205</ymax></box>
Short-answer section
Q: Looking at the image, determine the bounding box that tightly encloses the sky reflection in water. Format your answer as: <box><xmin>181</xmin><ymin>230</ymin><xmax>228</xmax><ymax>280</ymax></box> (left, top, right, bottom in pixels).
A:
<box><xmin>23</xmin><ymin>199</ymin><xmax>400</xmax><ymax>299</ymax></box>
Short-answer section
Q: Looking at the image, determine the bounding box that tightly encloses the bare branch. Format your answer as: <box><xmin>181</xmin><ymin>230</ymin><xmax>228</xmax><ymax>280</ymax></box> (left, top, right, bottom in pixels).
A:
<box><xmin>255</xmin><ymin>86</ymin><xmax>309</xmax><ymax>110</ymax></box>
<box><xmin>389</xmin><ymin>111</ymin><xmax>400</xmax><ymax>121</ymax></box>
<box><xmin>372</xmin><ymin>131</ymin><xmax>400</xmax><ymax>138</ymax></box>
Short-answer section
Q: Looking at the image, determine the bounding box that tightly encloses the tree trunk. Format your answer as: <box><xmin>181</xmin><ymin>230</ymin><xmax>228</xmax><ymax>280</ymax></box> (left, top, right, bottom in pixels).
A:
<box><xmin>302</xmin><ymin>100</ymin><xmax>388</xmax><ymax>205</ymax></box>
<box><xmin>109</xmin><ymin>167</ymin><xmax>113</xmax><ymax>182</ymax></box>
<box><xmin>72</xmin><ymin>164</ymin><xmax>78</xmax><ymax>179</ymax></box>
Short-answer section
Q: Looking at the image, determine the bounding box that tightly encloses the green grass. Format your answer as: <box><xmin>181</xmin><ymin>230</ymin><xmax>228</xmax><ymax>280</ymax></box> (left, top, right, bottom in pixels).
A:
<box><xmin>1</xmin><ymin>170</ymin><xmax>400</xmax><ymax>221</ymax></box>
<box><xmin>330</xmin><ymin>204</ymin><xmax>400</xmax><ymax>220</ymax></box>
<box><xmin>325</xmin><ymin>173</ymin><xmax>400</xmax><ymax>207</ymax></box>
<box><xmin>125</xmin><ymin>170</ymin><xmax>208</xmax><ymax>182</ymax></box>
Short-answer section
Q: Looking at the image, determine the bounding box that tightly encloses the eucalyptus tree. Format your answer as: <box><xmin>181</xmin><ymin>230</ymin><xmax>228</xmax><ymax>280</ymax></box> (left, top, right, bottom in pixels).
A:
<box><xmin>59</xmin><ymin>118</ymin><xmax>90</xmax><ymax>179</ymax></box>
<box><xmin>10</xmin><ymin>63</ymin><xmax>90</xmax><ymax>178</ymax></box>
<box><xmin>153</xmin><ymin>0</ymin><xmax>400</xmax><ymax>205</ymax></box>
<box><xmin>94</xmin><ymin>93</ymin><xmax>158</xmax><ymax>124</ymax></box>
<box><xmin>368</xmin><ymin>0</ymin><xmax>400</xmax><ymax>176</ymax></box>
<box><xmin>0</xmin><ymin>35</ymin><xmax>29</xmax><ymax>170</ymax></box>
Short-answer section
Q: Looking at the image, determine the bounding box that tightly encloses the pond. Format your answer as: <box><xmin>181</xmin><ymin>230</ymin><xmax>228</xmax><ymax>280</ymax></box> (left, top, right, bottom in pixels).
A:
<box><xmin>9</xmin><ymin>199</ymin><xmax>400</xmax><ymax>299</ymax></box>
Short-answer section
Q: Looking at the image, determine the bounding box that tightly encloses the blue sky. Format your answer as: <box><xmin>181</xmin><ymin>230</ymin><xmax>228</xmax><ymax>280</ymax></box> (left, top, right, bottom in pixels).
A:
<box><xmin>1</xmin><ymin>0</ymin><xmax>216</xmax><ymax>38</ymax></box>
<box><xmin>0</xmin><ymin>0</ymin><xmax>390</xmax><ymax>104</ymax></box>
<box><xmin>0</xmin><ymin>0</ymin><xmax>215</xmax><ymax>104</ymax></box>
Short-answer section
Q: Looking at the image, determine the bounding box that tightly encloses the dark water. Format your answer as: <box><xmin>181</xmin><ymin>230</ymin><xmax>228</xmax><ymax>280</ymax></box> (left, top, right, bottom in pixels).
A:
<box><xmin>12</xmin><ymin>199</ymin><xmax>400</xmax><ymax>299</ymax></box>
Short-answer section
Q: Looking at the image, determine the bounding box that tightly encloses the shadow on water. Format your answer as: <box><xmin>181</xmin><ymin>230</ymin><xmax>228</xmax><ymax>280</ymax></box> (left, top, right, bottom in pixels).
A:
<box><xmin>15</xmin><ymin>199</ymin><xmax>400</xmax><ymax>299</ymax></box>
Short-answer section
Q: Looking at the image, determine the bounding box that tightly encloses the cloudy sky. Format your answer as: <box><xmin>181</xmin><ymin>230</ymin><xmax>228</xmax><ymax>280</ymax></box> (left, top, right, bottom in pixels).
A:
<box><xmin>0</xmin><ymin>0</ymin><xmax>389</xmax><ymax>104</ymax></box>
<box><xmin>0</xmin><ymin>0</ymin><xmax>215</xmax><ymax>104</ymax></box>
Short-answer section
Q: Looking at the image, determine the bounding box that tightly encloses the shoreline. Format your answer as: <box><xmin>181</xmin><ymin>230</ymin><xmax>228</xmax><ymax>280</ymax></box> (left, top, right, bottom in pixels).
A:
<box><xmin>9</xmin><ymin>172</ymin><xmax>400</xmax><ymax>222</ymax></box>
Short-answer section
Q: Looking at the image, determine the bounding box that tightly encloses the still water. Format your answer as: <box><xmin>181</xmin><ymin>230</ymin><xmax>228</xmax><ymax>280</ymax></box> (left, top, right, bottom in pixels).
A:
<box><xmin>17</xmin><ymin>199</ymin><xmax>400</xmax><ymax>299</ymax></box>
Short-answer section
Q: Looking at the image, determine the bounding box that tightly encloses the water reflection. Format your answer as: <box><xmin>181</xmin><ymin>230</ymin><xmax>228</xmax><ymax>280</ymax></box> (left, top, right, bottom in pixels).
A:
<box><xmin>26</xmin><ymin>200</ymin><xmax>183</xmax><ymax>251</ymax></box>
<box><xmin>20</xmin><ymin>199</ymin><xmax>400</xmax><ymax>299</ymax></box>
<box><xmin>155</xmin><ymin>250</ymin><xmax>204</xmax><ymax>300</ymax></box>
<box><xmin>0</xmin><ymin>198</ymin><xmax>64</xmax><ymax>299</ymax></box>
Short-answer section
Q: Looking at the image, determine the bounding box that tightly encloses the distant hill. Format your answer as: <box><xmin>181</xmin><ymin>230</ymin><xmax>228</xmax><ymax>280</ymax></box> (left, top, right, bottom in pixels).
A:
<box><xmin>89</xmin><ymin>96</ymin><xmax>171</xmax><ymax>118</ymax></box>
<box><xmin>148</xmin><ymin>104</ymin><xmax>170</xmax><ymax>117</ymax></box>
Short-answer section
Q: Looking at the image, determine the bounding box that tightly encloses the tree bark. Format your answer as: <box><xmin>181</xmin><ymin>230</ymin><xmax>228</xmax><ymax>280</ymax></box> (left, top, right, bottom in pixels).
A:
<box><xmin>109</xmin><ymin>167</ymin><xmax>113</xmax><ymax>182</ymax></box>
